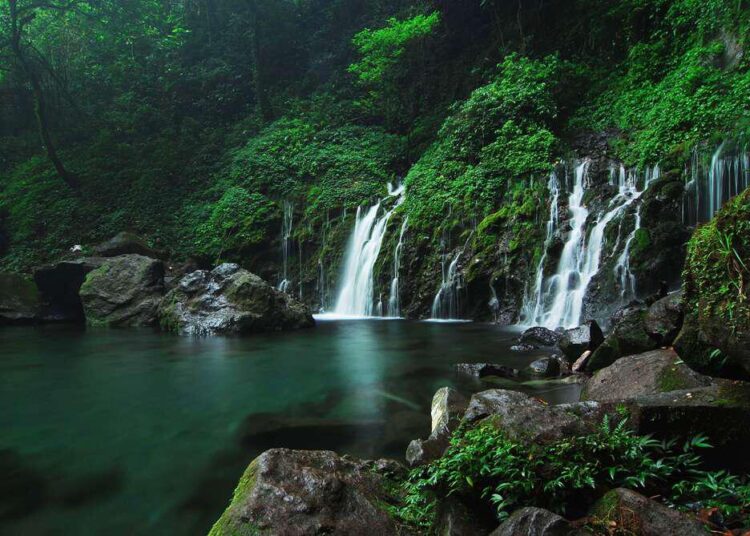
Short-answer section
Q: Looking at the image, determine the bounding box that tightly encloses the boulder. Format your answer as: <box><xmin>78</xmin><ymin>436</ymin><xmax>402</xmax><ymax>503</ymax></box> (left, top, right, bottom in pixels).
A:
<box><xmin>581</xmin><ymin>349</ymin><xmax>712</xmax><ymax>402</ymax></box>
<box><xmin>511</xmin><ymin>343</ymin><xmax>536</xmax><ymax>352</ymax></box>
<box><xmin>558</xmin><ymin>321</ymin><xmax>604</xmax><ymax>362</ymax></box>
<box><xmin>33</xmin><ymin>257</ymin><xmax>106</xmax><ymax>322</ymax></box>
<box><xmin>0</xmin><ymin>273</ymin><xmax>40</xmax><ymax>324</ymax></box>
<box><xmin>406</xmin><ymin>387</ymin><xmax>468</xmax><ymax>466</ymax></box>
<box><xmin>208</xmin><ymin>449</ymin><xmax>405</xmax><ymax>536</ymax></box>
<box><xmin>454</xmin><ymin>363</ymin><xmax>519</xmax><ymax>379</ymax></box>
<box><xmin>589</xmin><ymin>488</ymin><xmax>705</xmax><ymax>536</ymax></box>
<box><xmin>673</xmin><ymin>316</ymin><xmax>750</xmax><ymax>380</ymax></box>
<box><xmin>435</xmin><ymin>496</ymin><xmax>497</xmax><ymax>536</ymax></box>
<box><xmin>643</xmin><ymin>291</ymin><xmax>684</xmax><ymax>346</ymax></box>
<box><xmin>79</xmin><ymin>254</ymin><xmax>165</xmax><ymax>327</ymax></box>
<box><xmin>92</xmin><ymin>231</ymin><xmax>166</xmax><ymax>260</ymax></box>
<box><xmin>519</xmin><ymin>327</ymin><xmax>562</xmax><ymax>347</ymax></box>
<box><xmin>158</xmin><ymin>263</ymin><xmax>314</xmax><ymax>335</ymax></box>
<box><xmin>490</xmin><ymin>507</ymin><xmax>579</xmax><ymax>536</ymax></box>
<box><xmin>585</xmin><ymin>308</ymin><xmax>659</xmax><ymax>373</ymax></box>
<box><xmin>526</xmin><ymin>357</ymin><xmax>561</xmax><ymax>378</ymax></box>
<box><xmin>462</xmin><ymin>390</ymin><xmax>603</xmax><ymax>444</ymax></box>
<box><xmin>571</xmin><ymin>351</ymin><xmax>591</xmax><ymax>373</ymax></box>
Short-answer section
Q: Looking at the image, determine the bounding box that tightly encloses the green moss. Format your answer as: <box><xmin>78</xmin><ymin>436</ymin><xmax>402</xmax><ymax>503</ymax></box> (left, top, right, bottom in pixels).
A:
<box><xmin>657</xmin><ymin>364</ymin><xmax>693</xmax><ymax>393</ymax></box>
<box><xmin>208</xmin><ymin>458</ymin><xmax>262</xmax><ymax>536</ymax></box>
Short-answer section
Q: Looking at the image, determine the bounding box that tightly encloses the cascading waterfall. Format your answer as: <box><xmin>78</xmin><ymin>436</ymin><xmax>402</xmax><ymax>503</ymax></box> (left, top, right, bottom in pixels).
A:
<box><xmin>387</xmin><ymin>217</ymin><xmax>408</xmax><ymax>317</ymax></box>
<box><xmin>430</xmin><ymin>232</ymin><xmax>473</xmax><ymax>320</ymax></box>
<box><xmin>332</xmin><ymin>184</ymin><xmax>404</xmax><ymax>317</ymax></box>
<box><xmin>277</xmin><ymin>201</ymin><xmax>294</xmax><ymax>293</ymax></box>
<box><xmin>684</xmin><ymin>142</ymin><xmax>749</xmax><ymax>224</ymax></box>
<box><xmin>521</xmin><ymin>170</ymin><xmax>561</xmax><ymax>323</ymax></box>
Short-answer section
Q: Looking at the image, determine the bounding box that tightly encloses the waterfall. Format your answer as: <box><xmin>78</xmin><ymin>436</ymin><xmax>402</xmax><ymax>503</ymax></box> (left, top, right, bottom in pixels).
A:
<box><xmin>521</xmin><ymin>170</ymin><xmax>561</xmax><ymax>323</ymax></box>
<box><xmin>277</xmin><ymin>201</ymin><xmax>294</xmax><ymax>293</ymax></box>
<box><xmin>387</xmin><ymin>217</ymin><xmax>408</xmax><ymax>317</ymax></box>
<box><xmin>684</xmin><ymin>142</ymin><xmax>749</xmax><ymax>224</ymax></box>
<box><xmin>331</xmin><ymin>184</ymin><xmax>404</xmax><ymax>317</ymax></box>
<box><xmin>430</xmin><ymin>232</ymin><xmax>473</xmax><ymax>320</ymax></box>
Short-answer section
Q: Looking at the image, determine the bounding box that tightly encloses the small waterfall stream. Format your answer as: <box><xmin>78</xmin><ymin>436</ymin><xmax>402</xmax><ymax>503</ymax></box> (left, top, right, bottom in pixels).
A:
<box><xmin>387</xmin><ymin>217</ymin><xmax>408</xmax><ymax>317</ymax></box>
<box><xmin>430</xmin><ymin>232</ymin><xmax>473</xmax><ymax>320</ymax></box>
<box><xmin>277</xmin><ymin>201</ymin><xmax>294</xmax><ymax>293</ymax></box>
<box><xmin>331</xmin><ymin>184</ymin><xmax>404</xmax><ymax>317</ymax></box>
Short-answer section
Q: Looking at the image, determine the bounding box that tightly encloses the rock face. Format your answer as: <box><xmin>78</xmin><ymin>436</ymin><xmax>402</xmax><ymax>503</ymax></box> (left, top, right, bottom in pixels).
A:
<box><xmin>589</xmin><ymin>488</ymin><xmax>705</xmax><ymax>536</ymax></box>
<box><xmin>407</xmin><ymin>387</ymin><xmax>468</xmax><ymax>466</ymax></box>
<box><xmin>158</xmin><ymin>264</ymin><xmax>314</xmax><ymax>335</ymax></box>
<box><xmin>208</xmin><ymin>449</ymin><xmax>404</xmax><ymax>536</ymax></box>
<box><xmin>519</xmin><ymin>326</ymin><xmax>562</xmax><ymax>347</ymax></box>
<box><xmin>585</xmin><ymin>307</ymin><xmax>658</xmax><ymax>372</ymax></box>
<box><xmin>79</xmin><ymin>255</ymin><xmax>165</xmax><ymax>327</ymax></box>
<box><xmin>92</xmin><ymin>231</ymin><xmax>166</xmax><ymax>260</ymax></box>
<box><xmin>558</xmin><ymin>321</ymin><xmax>604</xmax><ymax>362</ymax></box>
<box><xmin>0</xmin><ymin>273</ymin><xmax>40</xmax><ymax>324</ymax></box>
<box><xmin>643</xmin><ymin>291</ymin><xmax>684</xmax><ymax>346</ymax></box>
<box><xmin>490</xmin><ymin>507</ymin><xmax>578</xmax><ymax>536</ymax></box>
<box><xmin>581</xmin><ymin>349</ymin><xmax>712</xmax><ymax>402</ymax></box>
<box><xmin>33</xmin><ymin>258</ymin><xmax>106</xmax><ymax>322</ymax></box>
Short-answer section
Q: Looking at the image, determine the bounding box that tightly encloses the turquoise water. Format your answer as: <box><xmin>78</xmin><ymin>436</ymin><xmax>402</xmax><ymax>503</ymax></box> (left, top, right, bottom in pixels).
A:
<box><xmin>0</xmin><ymin>320</ymin><xmax>580</xmax><ymax>535</ymax></box>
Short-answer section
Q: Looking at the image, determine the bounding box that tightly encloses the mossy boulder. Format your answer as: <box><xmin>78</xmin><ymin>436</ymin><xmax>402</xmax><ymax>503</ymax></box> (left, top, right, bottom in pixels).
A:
<box><xmin>643</xmin><ymin>291</ymin><xmax>684</xmax><ymax>346</ymax></box>
<box><xmin>589</xmin><ymin>488</ymin><xmax>705</xmax><ymax>536</ymax></box>
<box><xmin>682</xmin><ymin>189</ymin><xmax>750</xmax><ymax>376</ymax></box>
<box><xmin>585</xmin><ymin>307</ymin><xmax>659</xmax><ymax>373</ymax></box>
<box><xmin>581</xmin><ymin>349</ymin><xmax>712</xmax><ymax>402</ymax></box>
<box><xmin>209</xmin><ymin>449</ymin><xmax>407</xmax><ymax>536</ymax></box>
<box><xmin>0</xmin><ymin>273</ymin><xmax>40</xmax><ymax>324</ymax></box>
<box><xmin>158</xmin><ymin>263</ymin><xmax>314</xmax><ymax>335</ymax></box>
<box><xmin>91</xmin><ymin>231</ymin><xmax>167</xmax><ymax>260</ymax></box>
<box><xmin>79</xmin><ymin>254</ymin><xmax>165</xmax><ymax>327</ymax></box>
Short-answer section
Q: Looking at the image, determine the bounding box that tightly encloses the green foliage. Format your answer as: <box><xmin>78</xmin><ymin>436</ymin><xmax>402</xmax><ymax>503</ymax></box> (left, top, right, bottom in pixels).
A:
<box><xmin>670</xmin><ymin>470</ymin><xmax>750</xmax><ymax>527</ymax></box>
<box><xmin>395</xmin><ymin>416</ymin><xmax>738</xmax><ymax>529</ymax></box>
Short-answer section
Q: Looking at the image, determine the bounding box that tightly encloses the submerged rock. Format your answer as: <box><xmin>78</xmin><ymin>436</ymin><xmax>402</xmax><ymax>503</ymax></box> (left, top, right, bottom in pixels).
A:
<box><xmin>158</xmin><ymin>263</ymin><xmax>314</xmax><ymax>335</ymax></box>
<box><xmin>454</xmin><ymin>363</ymin><xmax>519</xmax><ymax>379</ymax></box>
<box><xmin>490</xmin><ymin>507</ymin><xmax>578</xmax><ymax>536</ymax></box>
<box><xmin>558</xmin><ymin>321</ymin><xmax>604</xmax><ymax>362</ymax></box>
<box><xmin>92</xmin><ymin>231</ymin><xmax>166</xmax><ymax>260</ymax></box>
<box><xmin>519</xmin><ymin>326</ymin><xmax>562</xmax><ymax>347</ymax></box>
<box><xmin>79</xmin><ymin>254</ymin><xmax>165</xmax><ymax>327</ymax></box>
<box><xmin>208</xmin><ymin>449</ymin><xmax>406</xmax><ymax>536</ymax></box>
<box><xmin>589</xmin><ymin>488</ymin><xmax>705</xmax><ymax>536</ymax></box>
<box><xmin>0</xmin><ymin>273</ymin><xmax>40</xmax><ymax>325</ymax></box>
<box><xmin>581</xmin><ymin>348</ymin><xmax>712</xmax><ymax>402</ymax></box>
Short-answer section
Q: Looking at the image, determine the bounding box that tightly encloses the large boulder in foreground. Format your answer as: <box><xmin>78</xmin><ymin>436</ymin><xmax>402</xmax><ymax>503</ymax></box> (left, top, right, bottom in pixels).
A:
<box><xmin>581</xmin><ymin>348</ymin><xmax>712</xmax><ymax>402</ymax></box>
<box><xmin>79</xmin><ymin>254</ymin><xmax>165</xmax><ymax>327</ymax></box>
<box><xmin>92</xmin><ymin>231</ymin><xmax>166</xmax><ymax>260</ymax></box>
<box><xmin>209</xmin><ymin>449</ymin><xmax>406</xmax><ymax>536</ymax></box>
<box><xmin>0</xmin><ymin>273</ymin><xmax>40</xmax><ymax>324</ymax></box>
<box><xmin>490</xmin><ymin>507</ymin><xmax>579</xmax><ymax>536</ymax></box>
<box><xmin>158</xmin><ymin>263</ymin><xmax>314</xmax><ymax>335</ymax></box>
<box><xmin>589</xmin><ymin>488</ymin><xmax>705</xmax><ymax>536</ymax></box>
<box><xmin>681</xmin><ymin>189</ymin><xmax>750</xmax><ymax>376</ymax></box>
<box><xmin>33</xmin><ymin>257</ymin><xmax>106</xmax><ymax>322</ymax></box>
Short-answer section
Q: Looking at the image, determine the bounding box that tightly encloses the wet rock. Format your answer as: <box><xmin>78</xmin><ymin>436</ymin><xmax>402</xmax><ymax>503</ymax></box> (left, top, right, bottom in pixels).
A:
<box><xmin>572</xmin><ymin>351</ymin><xmax>591</xmax><ymax>373</ymax></box>
<box><xmin>581</xmin><ymin>349</ymin><xmax>712</xmax><ymax>402</ymax></box>
<box><xmin>519</xmin><ymin>326</ymin><xmax>562</xmax><ymax>347</ymax></box>
<box><xmin>33</xmin><ymin>257</ymin><xmax>106</xmax><ymax>322</ymax></box>
<box><xmin>644</xmin><ymin>291</ymin><xmax>684</xmax><ymax>346</ymax></box>
<box><xmin>435</xmin><ymin>496</ymin><xmax>497</xmax><ymax>536</ymax></box>
<box><xmin>462</xmin><ymin>390</ymin><xmax>601</xmax><ymax>444</ymax></box>
<box><xmin>92</xmin><ymin>231</ymin><xmax>166</xmax><ymax>260</ymax></box>
<box><xmin>0</xmin><ymin>273</ymin><xmax>40</xmax><ymax>325</ymax></box>
<box><xmin>209</xmin><ymin>449</ymin><xmax>406</xmax><ymax>536</ymax></box>
<box><xmin>454</xmin><ymin>363</ymin><xmax>519</xmax><ymax>379</ymax></box>
<box><xmin>526</xmin><ymin>357</ymin><xmax>561</xmax><ymax>377</ymax></box>
<box><xmin>79</xmin><ymin>254</ymin><xmax>165</xmax><ymax>326</ymax></box>
<box><xmin>558</xmin><ymin>321</ymin><xmax>604</xmax><ymax>362</ymax></box>
<box><xmin>511</xmin><ymin>343</ymin><xmax>536</xmax><ymax>352</ymax></box>
<box><xmin>673</xmin><ymin>315</ymin><xmax>750</xmax><ymax>380</ymax></box>
<box><xmin>490</xmin><ymin>507</ymin><xmax>578</xmax><ymax>536</ymax></box>
<box><xmin>589</xmin><ymin>488</ymin><xmax>705</xmax><ymax>536</ymax></box>
<box><xmin>406</xmin><ymin>387</ymin><xmax>468</xmax><ymax>467</ymax></box>
<box><xmin>158</xmin><ymin>263</ymin><xmax>314</xmax><ymax>335</ymax></box>
<box><xmin>585</xmin><ymin>308</ymin><xmax>659</xmax><ymax>373</ymax></box>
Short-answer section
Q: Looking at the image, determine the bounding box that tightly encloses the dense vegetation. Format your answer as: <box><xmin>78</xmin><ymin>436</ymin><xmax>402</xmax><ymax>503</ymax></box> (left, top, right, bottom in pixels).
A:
<box><xmin>1</xmin><ymin>0</ymin><xmax>749</xmax><ymax>312</ymax></box>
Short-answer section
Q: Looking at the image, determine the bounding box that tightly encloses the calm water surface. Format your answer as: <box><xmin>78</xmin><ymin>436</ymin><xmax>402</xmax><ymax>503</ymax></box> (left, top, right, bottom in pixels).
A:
<box><xmin>0</xmin><ymin>319</ymin><xmax>580</xmax><ymax>535</ymax></box>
